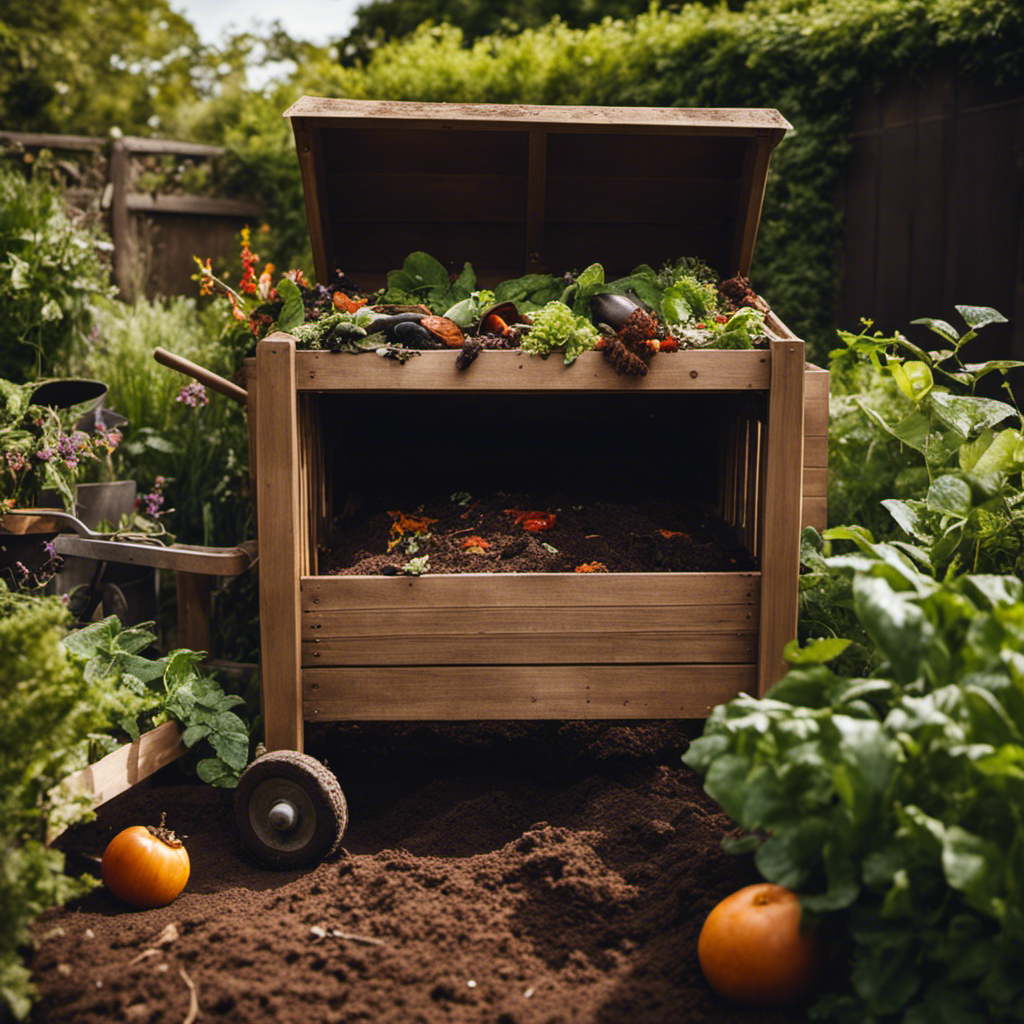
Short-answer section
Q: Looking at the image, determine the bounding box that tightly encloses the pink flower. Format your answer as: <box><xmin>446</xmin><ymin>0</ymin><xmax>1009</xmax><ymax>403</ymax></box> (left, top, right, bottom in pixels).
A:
<box><xmin>176</xmin><ymin>382</ymin><xmax>209</xmax><ymax>408</ymax></box>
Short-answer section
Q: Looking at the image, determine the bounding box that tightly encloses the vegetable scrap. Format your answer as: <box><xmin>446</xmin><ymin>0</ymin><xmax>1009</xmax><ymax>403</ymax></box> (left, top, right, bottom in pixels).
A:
<box><xmin>574</xmin><ymin>562</ymin><xmax>608</xmax><ymax>573</ymax></box>
<box><xmin>217</xmin><ymin>248</ymin><xmax>774</xmax><ymax>374</ymax></box>
<box><xmin>461</xmin><ymin>536</ymin><xmax>490</xmax><ymax>554</ymax></box>
<box><xmin>504</xmin><ymin>509</ymin><xmax>557</xmax><ymax>532</ymax></box>
<box><xmin>386</xmin><ymin>510</ymin><xmax>437</xmax><ymax>552</ymax></box>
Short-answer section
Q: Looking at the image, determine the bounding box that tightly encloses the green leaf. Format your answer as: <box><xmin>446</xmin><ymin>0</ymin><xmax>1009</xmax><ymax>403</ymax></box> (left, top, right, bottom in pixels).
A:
<box><xmin>956</xmin><ymin>305</ymin><xmax>1008</xmax><ymax>331</ymax></box>
<box><xmin>929</xmin><ymin>392</ymin><xmax>1017</xmax><ymax>438</ymax></box>
<box><xmin>196</xmin><ymin>757</ymin><xmax>241</xmax><ymax>787</ymax></box>
<box><xmin>181</xmin><ymin>723</ymin><xmax>210</xmax><ymax>747</ymax></box>
<box><xmin>941</xmin><ymin>826</ymin><xmax>1004</xmax><ymax>918</ymax></box>
<box><xmin>207</xmin><ymin>712</ymin><xmax>249</xmax><ymax>769</ymax></box>
<box><xmin>961</xmin><ymin>574</ymin><xmax>1024</xmax><ymax>609</ymax></box>
<box><xmin>784</xmin><ymin>637</ymin><xmax>852</xmax><ymax>665</ymax></box>
<box><xmin>853</xmin><ymin>574</ymin><xmax>931</xmax><ymax>684</ymax></box>
<box><xmin>882</xmin><ymin>499</ymin><xmax>930</xmax><ymax>542</ymax></box>
<box><xmin>450</xmin><ymin>261</ymin><xmax>476</xmax><ymax>302</ymax></box>
<box><xmin>118</xmin><ymin>715</ymin><xmax>140</xmax><ymax>741</ymax></box>
<box><xmin>890</xmin><ymin>360</ymin><xmax>933</xmax><ymax>404</ymax></box>
<box><xmin>273</xmin><ymin>277</ymin><xmax>305</xmax><ymax>334</ymax></box>
<box><xmin>926</xmin><ymin>476</ymin><xmax>972</xmax><ymax>516</ymax></box>
<box><xmin>910</xmin><ymin>317</ymin><xmax>960</xmax><ymax>344</ymax></box>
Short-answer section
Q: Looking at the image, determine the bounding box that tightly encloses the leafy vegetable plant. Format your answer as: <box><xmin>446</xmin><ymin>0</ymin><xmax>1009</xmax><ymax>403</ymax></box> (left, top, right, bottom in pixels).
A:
<box><xmin>520</xmin><ymin>299</ymin><xmax>599</xmax><ymax>364</ymax></box>
<box><xmin>684</xmin><ymin>537</ymin><xmax>1024</xmax><ymax>1023</ymax></box>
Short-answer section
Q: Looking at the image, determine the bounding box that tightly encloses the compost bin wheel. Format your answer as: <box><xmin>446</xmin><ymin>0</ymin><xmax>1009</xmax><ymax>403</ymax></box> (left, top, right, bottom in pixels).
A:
<box><xmin>234</xmin><ymin>750</ymin><xmax>347</xmax><ymax>869</ymax></box>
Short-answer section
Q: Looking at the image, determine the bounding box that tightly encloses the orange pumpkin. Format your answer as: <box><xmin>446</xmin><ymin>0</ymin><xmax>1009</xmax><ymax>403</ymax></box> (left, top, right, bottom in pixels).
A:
<box><xmin>101</xmin><ymin>818</ymin><xmax>190</xmax><ymax>909</ymax></box>
<box><xmin>697</xmin><ymin>883</ymin><xmax>819</xmax><ymax>1008</ymax></box>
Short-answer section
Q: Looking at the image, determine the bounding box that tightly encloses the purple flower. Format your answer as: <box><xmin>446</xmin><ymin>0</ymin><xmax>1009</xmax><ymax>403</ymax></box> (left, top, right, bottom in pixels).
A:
<box><xmin>139</xmin><ymin>490</ymin><xmax>164</xmax><ymax>518</ymax></box>
<box><xmin>36</xmin><ymin>447</ymin><xmax>54</xmax><ymax>462</ymax></box>
<box><xmin>14</xmin><ymin>561</ymin><xmax>29</xmax><ymax>580</ymax></box>
<box><xmin>43</xmin><ymin>540</ymin><xmax>57</xmax><ymax>559</ymax></box>
<box><xmin>176</xmin><ymin>382</ymin><xmax>209</xmax><ymax>408</ymax></box>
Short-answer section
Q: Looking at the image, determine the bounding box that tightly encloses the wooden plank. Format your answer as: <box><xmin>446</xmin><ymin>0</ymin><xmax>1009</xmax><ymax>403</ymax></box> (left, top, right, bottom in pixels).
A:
<box><xmin>47</xmin><ymin>722</ymin><xmax>186</xmax><ymax>843</ymax></box>
<box><xmin>176</xmin><ymin>572</ymin><xmax>212</xmax><ymax>653</ymax></box>
<box><xmin>51</xmin><ymin>535</ymin><xmax>254</xmax><ymax>574</ymax></box>
<box><xmin>122</xmin><ymin>137</ymin><xmax>227</xmax><ymax>157</ymax></box>
<box><xmin>525</xmin><ymin>131</ymin><xmax>547</xmax><ymax>272</ymax></box>
<box><xmin>757</xmin><ymin>339</ymin><xmax>805</xmax><ymax>694</ymax></box>
<box><xmin>291</xmin><ymin>117</ymin><xmax>333</xmax><ymax>294</ymax></box>
<box><xmin>303</xmin><ymin>601</ymin><xmax>758</xmax><ymax>637</ymax></box>
<box><xmin>125</xmin><ymin>193</ymin><xmax>262</xmax><ymax>218</ymax></box>
<box><xmin>301</xmin><ymin>572</ymin><xmax>760</xmax><ymax>610</ymax></box>
<box><xmin>304</xmin><ymin>630</ymin><xmax>757</xmax><ymax>666</ymax></box>
<box><xmin>256</xmin><ymin>336</ymin><xmax>305</xmax><ymax>752</ymax></box>
<box><xmin>803</xmin><ymin>434</ymin><xmax>828</xmax><ymax>468</ymax></box>
<box><xmin>733</xmin><ymin>135</ymin><xmax>778</xmax><ymax>277</ymax></box>
<box><xmin>110</xmin><ymin>138</ymin><xmax>131</xmax><ymax>302</ymax></box>
<box><xmin>285</xmin><ymin>96</ymin><xmax>793</xmax><ymax>134</ymax></box>
<box><xmin>302</xmin><ymin>663</ymin><xmax>757</xmax><ymax>720</ymax></box>
<box><xmin>802</xmin><ymin>496</ymin><xmax>828</xmax><ymax>533</ymax></box>
<box><xmin>0</xmin><ymin>130</ymin><xmax>105</xmax><ymax>151</ymax></box>
<box><xmin>295</xmin><ymin>349</ymin><xmax>772</xmax><ymax>392</ymax></box>
<box><xmin>804</xmin><ymin>391</ymin><xmax>829</xmax><ymax>436</ymax></box>
<box><xmin>744</xmin><ymin>416</ymin><xmax>761</xmax><ymax>558</ymax></box>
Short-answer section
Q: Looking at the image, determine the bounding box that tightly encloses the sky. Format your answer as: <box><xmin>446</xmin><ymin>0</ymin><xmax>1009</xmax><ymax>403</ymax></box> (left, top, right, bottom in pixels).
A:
<box><xmin>171</xmin><ymin>0</ymin><xmax>362</xmax><ymax>47</ymax></box>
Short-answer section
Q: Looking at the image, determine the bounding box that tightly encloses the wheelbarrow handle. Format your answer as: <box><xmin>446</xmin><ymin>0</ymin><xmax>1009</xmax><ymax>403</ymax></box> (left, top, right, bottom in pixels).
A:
<box><xmin>153</xmin><ymin>347</ymin><xmax>248</xmax><ymax>407</ymax></box>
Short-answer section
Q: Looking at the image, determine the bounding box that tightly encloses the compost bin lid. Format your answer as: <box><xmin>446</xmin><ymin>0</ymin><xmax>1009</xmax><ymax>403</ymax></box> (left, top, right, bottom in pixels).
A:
<box><xmin>284</xmin><ymin>96</ymin><xmax>791</xmax><ymax>292</ymax></box>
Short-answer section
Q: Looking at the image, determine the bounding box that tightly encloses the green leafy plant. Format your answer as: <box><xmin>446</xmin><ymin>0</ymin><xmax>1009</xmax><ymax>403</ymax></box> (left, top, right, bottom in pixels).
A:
<box><xmin>379</xmin><ymin>250</ymin><xmax>476</xmax><ymax>312</ymax></box>
<box><xmin>61</xmin><ymin>617</ymin><xmax>252</xmax><ymax>787</ymax></box>
<box><xmin>520</xmin><ymin>299</ymin><xmax>599</xmax><ymax>364</ymax></box>
<box><xmin>684</xmin><ymin>538</ymin><xmax>1024</xmax><ymax>1023</ymax></box>
<box><xmin>828</xmin><ymin>306</ymin><xmax>1024</xmax><ymax>578</ymax></box>
<box><xmin>0</xmin><ymin>167</ymin><xmax>114</xmax><ymax>382</ymax></box>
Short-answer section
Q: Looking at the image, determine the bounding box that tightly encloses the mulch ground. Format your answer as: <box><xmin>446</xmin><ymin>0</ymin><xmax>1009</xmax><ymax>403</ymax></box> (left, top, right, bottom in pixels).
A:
<box><xmin>30</xmin><ymin>722</ymin><xmax>812</xmax><ymax>1024</ymax></box>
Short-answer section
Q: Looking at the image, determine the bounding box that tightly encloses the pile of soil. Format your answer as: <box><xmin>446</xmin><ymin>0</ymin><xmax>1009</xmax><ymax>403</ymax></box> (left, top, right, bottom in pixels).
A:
<box><xmin>321</xmin><ymin>493</ymin><xmax>755</xmax><ymax>576</ymax></box>
<box><xmin>31</xmin><ymin>722</ymin><xmax>812</xmax><ymax>1024</ymax></box>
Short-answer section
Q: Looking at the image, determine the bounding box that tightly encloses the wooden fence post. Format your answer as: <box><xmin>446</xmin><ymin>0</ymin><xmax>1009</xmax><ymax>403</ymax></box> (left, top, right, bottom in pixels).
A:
<box><xmin>110</xmin><ymin>137</ymin><xmax>132</xmax><ymax>302</ymax></box>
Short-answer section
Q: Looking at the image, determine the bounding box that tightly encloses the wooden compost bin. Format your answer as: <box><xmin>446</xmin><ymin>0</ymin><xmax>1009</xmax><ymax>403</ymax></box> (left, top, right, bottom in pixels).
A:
<box><xmin>250</xmin><ymin>98</ymin><xmax>828</xmax><ymax>754</ymax></box>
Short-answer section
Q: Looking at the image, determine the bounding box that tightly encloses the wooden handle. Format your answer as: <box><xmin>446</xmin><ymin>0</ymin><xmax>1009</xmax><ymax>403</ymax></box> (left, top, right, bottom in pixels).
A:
<box><xmin>153</xmin><ymin>347</ymin><xmax>248</xmax><ymax>406</ymax></box>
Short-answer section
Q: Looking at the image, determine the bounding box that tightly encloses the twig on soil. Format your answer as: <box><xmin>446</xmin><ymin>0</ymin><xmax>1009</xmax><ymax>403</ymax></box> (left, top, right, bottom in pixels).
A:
<box><xmin>328</xmin><ymin>926</ymin><xmax>386</xmax><ymax>946</ymax></box>
<box><xmin>179</xmin><ymin>967</ymin><xmax>199</xmax><ymax>1024</ymax></box>
<box><xmin>127</xmin><ymin>948</ymin><xmax>160</xmax><ymax>967</ymax></box>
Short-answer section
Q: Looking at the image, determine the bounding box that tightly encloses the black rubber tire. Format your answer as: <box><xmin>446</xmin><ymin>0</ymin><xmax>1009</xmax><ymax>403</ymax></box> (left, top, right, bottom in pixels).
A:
<box><xmin>234</xmin><ymin>750</ymin><xmax>347</xmax><ymax>869</ymax></box>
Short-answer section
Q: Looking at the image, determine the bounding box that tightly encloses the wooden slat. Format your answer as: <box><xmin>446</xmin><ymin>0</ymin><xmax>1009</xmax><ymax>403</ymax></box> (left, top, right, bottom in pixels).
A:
<box><xmin>526</xmin><ymin>131</ymin><xmax>547</xmax><ymax>272</ymax></box>
<box><xmin>295</xmin><ymin>349</ymin><xmax>772</xmax><ymax>392</ymax></box>
<box><xmin>802</xmin><ymin>467</ymin><xmax>829</xmax><ymax>496</ymax></box>
<box><xmin>757</xmin><ymin>339</ymin><xmax>805</xmax><ymax>694</ymax></box>
<box><xmin>125</xmin><ymin>193</ymin><xmax>262</xmax><ymax>218</ymax></box>
<box><xmin>304</xmin><ymin>631</ymin><xmax>756</xmax><ymax>666</ymax></box>
<box><xmin>47</xmin><ymin>722</ymin><xmax>186</xmax><ymax>843</ymax></box>
<box><xmin>744</xmin><ymin>416</ymin><xmax>761</xmax><ymax>558</ymax></box>
<box><xmin>303</xmin><ymin>602</ymin><xmax>758</xmax><ymax>638</ymax></box>
<box><xmin>301</xmin><ymin>572</ymin><xmax>759</xmax><ymax>611</ymax></box>
<box><xmin>285</xmin><ymin>97</ymin><xmax>793</xmax><ymax>135</ymax></box>
<box><xmin>256</xmin><ymin>336</ymin><xmax>304</xmax><ymax>751</ymax></box>
<box><xmin>803</xmin><ymin>434</ymin><xmax>828</xmax><ymax>468</ymax></box>
<box><xmin>734</xmin><ymin>135</ymin><xmax>778</xmax><ymax>277</ymax></box>
<box><xmin>51</xmin><ymin>535</ymin><xmax>254</xmax><ymax>574</ymax></box>
<box><xmin>804</xmin><ymin>391</ymin><xmax>829</xmax><ymax>436</ymax></box>
<box><xmin>302</xmin><ymin>664</ymin><xmax>756</xmax><ymax>720</ymax></box>
<box><xmin>802</xmin><ymin>497</ymin><xmax>828</xmax><ymax>533</ymax></box>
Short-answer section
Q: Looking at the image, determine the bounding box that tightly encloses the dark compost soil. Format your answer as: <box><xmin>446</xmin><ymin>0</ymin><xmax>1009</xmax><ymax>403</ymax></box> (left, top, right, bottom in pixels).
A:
<box><xmin>30</xmin><ymin>723</ymin><xmax>811</xmax><ymax>1024</ymax></box>
<box><xmin>321</xmin><ymin>493</ymin><xmax>756</xmax><ymax>576</ymax></box>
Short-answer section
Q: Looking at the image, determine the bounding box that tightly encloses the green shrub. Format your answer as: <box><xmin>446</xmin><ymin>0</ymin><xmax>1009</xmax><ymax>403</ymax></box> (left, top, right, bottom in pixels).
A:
<box><xmin>0</xmin><ymin>167</ymin><xmax>114</xmax><ymax>381</ymax></box>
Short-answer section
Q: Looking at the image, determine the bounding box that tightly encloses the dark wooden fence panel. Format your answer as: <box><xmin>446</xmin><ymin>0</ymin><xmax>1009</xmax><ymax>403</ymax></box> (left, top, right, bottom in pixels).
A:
<box><xmin>839</xmin><ymin>77</ymin><xmax>1024</xmax><ymax>371</ymax></box>
<box><xmin>1</xmin><ymin>131</ymin><xmax>261</xmax><ymax>303</ymax></box>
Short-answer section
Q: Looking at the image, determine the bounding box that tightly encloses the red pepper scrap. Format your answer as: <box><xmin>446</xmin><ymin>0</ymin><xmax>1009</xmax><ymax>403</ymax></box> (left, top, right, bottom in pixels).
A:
<box><xmin>461</xmin><ymin>535</ymin><xmax>490</xmax><ymax>554</ymax></box>
<box><xmin>505</xmin><ymin>509</ymin><xmax>556</xmax><ymax>532</ymax></box>
<box><xmin>659</xmin><ymin>336</ymin><xmax>679</xmax><ymax>353</ymax></box>
<box><xmin>574</xmin><ymin>561</ymin><xmax>608</xmax><ymax>573</ymax></box>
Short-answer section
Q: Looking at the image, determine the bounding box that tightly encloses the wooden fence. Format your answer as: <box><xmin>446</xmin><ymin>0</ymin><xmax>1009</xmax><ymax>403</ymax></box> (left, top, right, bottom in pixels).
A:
<box><xmin>0</xmin><ymin>130</ymin><xmax>262</xmax><ymax>303</ymax></box>
<box><xmin>839</xmin><ymin>76</ymin><xmax>1024</xmax><ymax>369</ymax></box>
